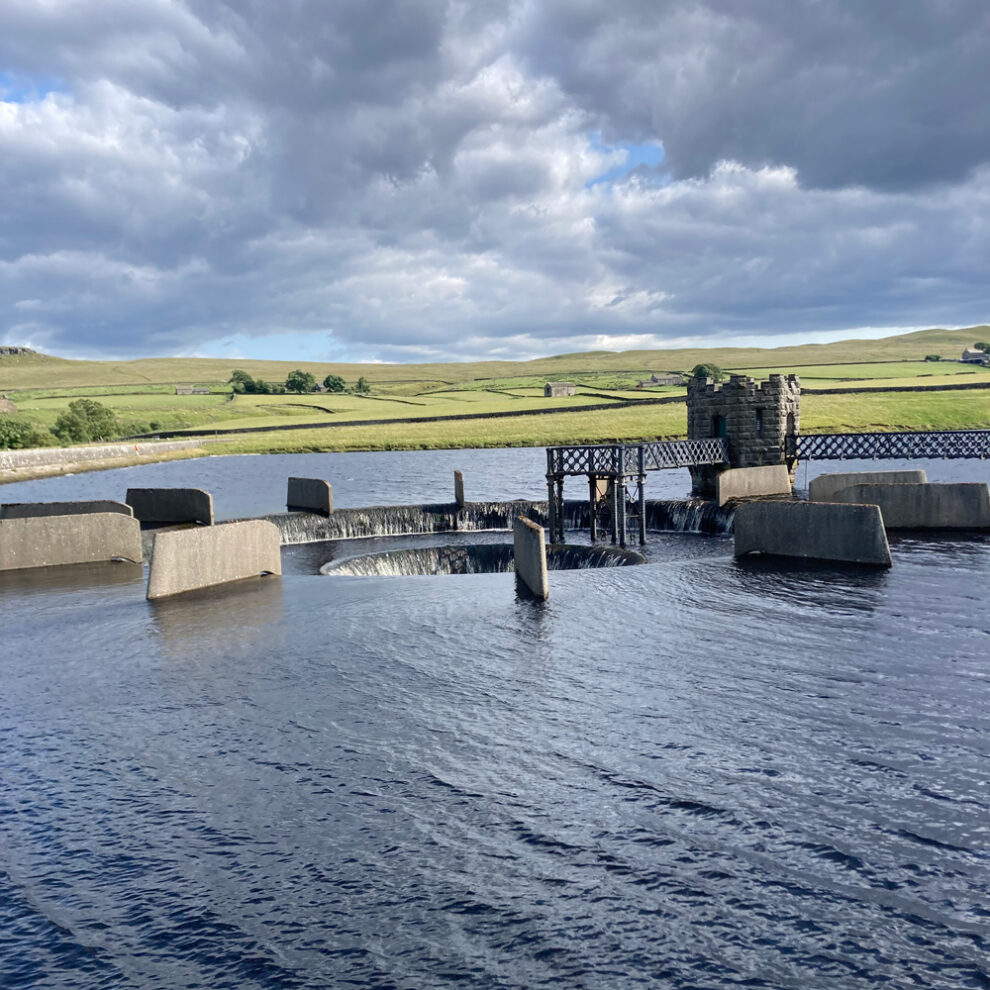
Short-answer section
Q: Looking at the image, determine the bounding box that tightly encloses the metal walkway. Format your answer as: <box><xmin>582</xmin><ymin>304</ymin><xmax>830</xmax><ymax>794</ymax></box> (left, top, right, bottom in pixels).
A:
<box><xmin>790</xmin><ymin>429</ymin><xmax>990</xmax><ymax>461</ymax></box>
<box><xmin>544</xmin><ymin>439</ymin><xmax>729</xmax><ymax>547</ymax></box>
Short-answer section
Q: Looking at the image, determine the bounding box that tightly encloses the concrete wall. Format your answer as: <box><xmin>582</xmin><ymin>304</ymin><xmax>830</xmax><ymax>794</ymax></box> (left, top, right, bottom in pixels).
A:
<box><xmin>454</xmin><ymin>470</ymin><xmax>465</xmax><ymax>508</ymax></box>
<box><xmin>0</xmin><ymin>512</ymin><xmax>143</xmax><ymax>571</ymax></box>
<box><xmin>286</xmin><ymin>477</ymin><xmax>333</xmax><ymax>515</ymax></box>
<box><xmin>1</xmin><ymin>499</ymin><xmax>134</xmax><ymax>519</ymax></box>
<box><xmin>0</xmin><ymin>440</ymin><xmax>201</xmax><ymax>473</ymax></box>
<box><xmin>832</xmin><ymin>483</ymin><xmax>990</xmax><ymax>529</ymax></box>
<box><xmin>127</xmin><ymin>487</ymin><xmax>214</xmax><ymax>525</ymax></box>
<box><xmin>146</xmin><ymin>520</ymin><xmax>282</xmax><ymax>600</ymax></box>
<box><xmin>809</xmin><ymin>470</ymin><xmax>927</xmax><ymax>503</ymax></box>
<box><xmin>734</xmin><ymin>501</ymin><xmax>891</xmax><ymax>566</ymax></box>
<box><xmin>715</xmin><ymin>465</ymin><xmax>792</xmax><ymax>506</ymax></box>
<box><xmin>513</xmin><ymin>515</ymin><xmax>549</xmax><ymax>599</ymax></box>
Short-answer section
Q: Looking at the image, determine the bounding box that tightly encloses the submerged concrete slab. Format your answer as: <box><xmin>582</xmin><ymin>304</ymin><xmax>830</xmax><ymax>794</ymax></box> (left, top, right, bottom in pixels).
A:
<box><xmin>0</xmin><ymin>513</ymin><xmax>142</xmax><ymax>571</ymax></box>
<box><xmin>809</xmin><ymin>469</ymin><xmax>927</xmax><ymax>503</ymax></box>
<box><xmin>734</xmin><ymin>501</ymin><xmax>891</xmax><ymax>566</ymax></box>
<box><xmin>716</xmin><ymin>465</ymin><xmax>792</xmax><ymax>507</ymax></box>
<box><xmin>286</xmin><ymin>477</ymin><xmax>333</xmax><ymax>516</ymax></box>
<box><xmin>454</xmin><ymin>470</ymin><xmax>465</xmax><ymax>508</ymax></box>
<box><xmin>127</xmin><ymin>487</ymin><xmax>213</xmax><ymax>526</ymax></box>
<box><xmin>833</xmin><ymin>483</ymin><xmax>990</xmax><ymax>529</ymax></box>
<box><xmin>513</xmin><ymin>515</ymin><xmax>549</xmax><ymax>599</ymax></box>
<box><xmin>1</xmin><ymin>499</ymin><xmax>134</xmax><ymax>519</ymax></box>
<box><xmin>146</xmin><ymin>519</ymin><xmax>282</xmax><ymax>600</ymax></box>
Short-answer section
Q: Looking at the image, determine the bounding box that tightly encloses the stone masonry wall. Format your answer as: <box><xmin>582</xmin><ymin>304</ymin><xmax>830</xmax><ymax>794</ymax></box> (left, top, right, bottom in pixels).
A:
<box><xmin>687</xmin><ymin>374</ymin><xmax>800</xmax><ymax>494</ymax></box>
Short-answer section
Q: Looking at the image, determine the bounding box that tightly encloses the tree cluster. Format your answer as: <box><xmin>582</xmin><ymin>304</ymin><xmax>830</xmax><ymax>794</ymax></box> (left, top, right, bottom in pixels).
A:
<box><xmin>51</xmin><ymin>399</ymin><xmax>120</xmax><ymax>444</ymax></box>
<box><xmin>691</xmin><ymin>363</ymin><xmax>725</xmax><ymax>382</ymax></box>
<box><xmin>228</xmin><ymin>369</ymin><xmax>371</xmax><ymax>395</ymax></box>
<box><xmin>228</xmin><ymin>369</ymin><xmax>286</xmax><ymax>394</ymax></box>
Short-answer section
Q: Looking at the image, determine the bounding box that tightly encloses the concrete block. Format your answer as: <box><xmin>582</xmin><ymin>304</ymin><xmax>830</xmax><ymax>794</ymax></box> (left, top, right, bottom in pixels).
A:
<box><xmin>832</xmin><ymin>483</ymin><xmax>990</xmax><ymax>529</ymax></box>
<box><xmin>454</xmin><ymin>470</ymin><xmax>465</xmax><ymax>508</ymax></box>
<box><xmin>127</xmin><ymin>487</ymin><xmax>213</xmax><ymax>525</ymax></box>
<box><xmin>286</xmin><ymin>477</ymin><xmax>333</xmax><ymax>515</ymax></box>
<box><xmin>715</xmin><ymin>465</ymin><xmax>792</xmax><ymax>506</ymax></box>
<box><xmin>1</xmin><ymin>500</ymin><xmax>134</xmax><ymax>520</ymax></box>
<box><xmin>0</xmin><ymin>513</ymin><xmax>143</xmax><ymax>571</ymax></box>
<box><xmin>809</xmin><ymin>470</ymin><xmax>927</xmax><ymax>503</ymax></box>
<box><xmin>146</xmin><ymin>520</ymin><xmax>282</xmax><ymax>600</ymax></box>
<box><xmin>734</xmin><ymin>501</ymin><xmax>891</xmax><ymax>567</ymax></box>
<box><xmin>513</xmin><ymin>515</ymin><xmax>549</xmax><ymax>599</ymax></box>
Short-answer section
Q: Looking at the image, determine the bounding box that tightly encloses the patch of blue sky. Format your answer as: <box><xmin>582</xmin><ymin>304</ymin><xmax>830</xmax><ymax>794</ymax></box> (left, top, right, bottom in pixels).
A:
<box><xmin>586</xmin><ymin>132</ymin><xmax>666</xmax><ymax>188</ymax></box>
<box><xmin>200</xmin><ymin>331</ymin><xmax>357</xmax><ymax>363</ymax></box>
<box><xmin>0</xmin><ymin>71</ymin><xmax>66</xmax><ymax>103</ymax></box>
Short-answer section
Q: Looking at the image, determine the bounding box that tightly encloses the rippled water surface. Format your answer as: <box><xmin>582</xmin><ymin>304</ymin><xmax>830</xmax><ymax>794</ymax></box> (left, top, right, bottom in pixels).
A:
<box><xmin>2</xmin><ymin>450</ymin><xmax>989</xmax><ymax>988</ymax></box>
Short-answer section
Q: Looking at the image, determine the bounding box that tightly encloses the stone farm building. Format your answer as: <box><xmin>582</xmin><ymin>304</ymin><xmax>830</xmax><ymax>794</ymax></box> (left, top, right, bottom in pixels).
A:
<box><xmin>961</xmin><ymin>347</ymin><xmax>990</xmax><ymax>365</ymax></box>
<box><xmin>544</xmin><ymin>382</ymin><xmax>577</xmax><ymax>397</ymax></box>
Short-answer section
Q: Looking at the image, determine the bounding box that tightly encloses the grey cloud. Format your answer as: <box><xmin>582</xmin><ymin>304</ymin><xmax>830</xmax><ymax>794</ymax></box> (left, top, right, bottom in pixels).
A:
<box><xmin>0</xmin><ymin>0</ymin><xmax>987</xmax><ymax>361</ymax></box>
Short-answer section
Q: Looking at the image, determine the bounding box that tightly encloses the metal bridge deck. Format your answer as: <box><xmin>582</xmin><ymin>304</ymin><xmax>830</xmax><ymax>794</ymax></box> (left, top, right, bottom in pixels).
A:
<box><xmin>790</xmin><ymin>430</ymin><xmax>990</xmax><ymax>461</ymax></box>
<box><xmin>547</xmin><ymin>438</ymin><xmax>728</xmax><ymax>478</ymax></box>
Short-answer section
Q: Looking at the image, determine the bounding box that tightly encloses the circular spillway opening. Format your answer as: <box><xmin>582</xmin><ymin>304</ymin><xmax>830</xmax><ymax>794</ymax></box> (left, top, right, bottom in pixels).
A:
<box><xmin>320</xmin><ymin>543</ymin><xmax>645</xmax><ymax>577</ymax></box>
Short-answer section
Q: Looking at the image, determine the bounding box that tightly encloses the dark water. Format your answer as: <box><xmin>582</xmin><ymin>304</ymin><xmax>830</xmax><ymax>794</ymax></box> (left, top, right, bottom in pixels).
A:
<box><xmin>2</xmin><ymin>450</ymin><xmax>990</xmax><ymax>988</ymax></box>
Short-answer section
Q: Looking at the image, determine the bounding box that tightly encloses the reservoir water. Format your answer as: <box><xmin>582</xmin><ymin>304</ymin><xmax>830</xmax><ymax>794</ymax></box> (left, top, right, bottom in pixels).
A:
<box><xmin>2</xmin><ymin>449</ymin><xmax>989</xmax><ymax>988</ymax></box>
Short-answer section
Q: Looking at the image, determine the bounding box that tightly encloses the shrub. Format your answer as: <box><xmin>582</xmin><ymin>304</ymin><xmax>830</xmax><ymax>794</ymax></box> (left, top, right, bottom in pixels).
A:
<box><xmin>0</xmin><ymin>417</ymin><xmax>53</xmax><ymax>449</ymax></box>
<box><xmin>354</xmin><ymin>376</ymin><xmax>371</xmax><ymax>394</ymax></box>
<box><xmin>51</xmin><ymin>399</ymin><xmax>119</xmax><ymax>444</ymax></box>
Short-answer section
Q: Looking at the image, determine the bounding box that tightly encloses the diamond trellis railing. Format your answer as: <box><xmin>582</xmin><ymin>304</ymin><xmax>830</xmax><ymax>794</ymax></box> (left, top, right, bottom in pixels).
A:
<box><xmin>789</xmin><ymin>430</ymin><xmax>990</xmax><ymax>461</ymax></box>
<box><xmin>548</xmin><ymin>438</ymin><xmax>728</xmax><ymax>477</ymax></box>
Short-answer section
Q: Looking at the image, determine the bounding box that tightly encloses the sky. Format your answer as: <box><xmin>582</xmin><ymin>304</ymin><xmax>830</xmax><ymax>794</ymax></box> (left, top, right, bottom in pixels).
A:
<box><xmin>1</xmin><ymin>0</ymin><xmax>988</xmax><ymax>364</ymax></box>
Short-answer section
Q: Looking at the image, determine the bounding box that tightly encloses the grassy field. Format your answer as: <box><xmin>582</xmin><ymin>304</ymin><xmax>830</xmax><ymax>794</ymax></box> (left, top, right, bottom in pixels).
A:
<box><xmin>1</xmin><ymin>327</ymin><xmax>988</xmax><ymax>457</ymax></box>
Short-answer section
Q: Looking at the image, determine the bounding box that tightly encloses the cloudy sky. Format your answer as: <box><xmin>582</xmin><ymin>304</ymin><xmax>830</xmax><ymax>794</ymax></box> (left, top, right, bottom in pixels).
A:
<box><xmin>1</xmin><ymin>1</ymin><xmax>988</xmax><ymax>363</ymax></box>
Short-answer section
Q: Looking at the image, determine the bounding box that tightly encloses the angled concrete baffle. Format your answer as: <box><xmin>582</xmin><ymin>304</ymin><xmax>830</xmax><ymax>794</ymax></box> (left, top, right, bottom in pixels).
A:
<box><xmin>809</xmin><ymin>470</ymin><xmax>927</xmax><ymax>502</ymax></box>
<box><xmin>734</xmin><ymin>501</ymin><xmax>891</xmax><ymax>567</ymax></box>
<box><xmin>147</xmin><ymin>520</ymin><xmax>282</xmax><ymax>600</ymax></box>
<box><xmin>715</xmin><ymin>465</ymin><xmax>792</xmax><ymax>507</ymax></box>
<box><xmin>514</xmin><ymin>515</ymin><xmax>549</xmax><ymax>599</ymax></box>
<box><xmin>127</xmin><ymin>488</ymin><xmax>214</xmax><ymax>526</ymax></box>
<box><xmin>1</xmin><ymin>500</ymin><xmax>134</xmax><ymax>519</ymax></box>
<box><xmin>287</xmin><ymin>477</ymin><xmax>334</xmax><ymax>516</ymax></box>
<box><xmin>0</xmin><ymin>513</ymin><xmax>142</xmax><ymax>571</ymax></box>
<box><xmin>830</xmin><ymin>483</ymin><xmax>990</xmax><ymax>529</ymax></box>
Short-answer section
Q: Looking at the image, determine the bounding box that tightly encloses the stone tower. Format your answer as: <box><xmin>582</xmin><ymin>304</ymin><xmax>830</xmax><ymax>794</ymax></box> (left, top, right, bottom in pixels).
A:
<box><xmin>686</xmin><ymin>374</ymin><xmax>801</xmax><ymax>495</ymax></box>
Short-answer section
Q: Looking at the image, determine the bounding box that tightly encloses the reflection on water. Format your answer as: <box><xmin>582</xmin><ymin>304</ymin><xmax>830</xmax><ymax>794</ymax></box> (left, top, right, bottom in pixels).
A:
<box><xmin>148</xmin><ymin>576</ymin><xmax>286</xmax><ymax>660</ymax></box>
<box><xmin>1</xmin><ymin>451</ymin><xmax>989</xmax><ymax>990</ymax></box>
<box><xmin>0</xmin><ymin>559</ymin><xmax>143</xmax><ymax>598</ymax></box>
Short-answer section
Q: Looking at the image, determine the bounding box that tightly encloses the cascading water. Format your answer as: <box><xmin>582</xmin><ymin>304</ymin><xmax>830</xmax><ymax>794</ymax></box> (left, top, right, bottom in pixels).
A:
<box><xmin>320</xmin><ymin>543</ymin><xmax>645</xmax><ymax>577</ymax></box>
<box><xmin>266</xmin><ymin>498</ymin><xmax>733</xmax><ymax>546</ymax></box>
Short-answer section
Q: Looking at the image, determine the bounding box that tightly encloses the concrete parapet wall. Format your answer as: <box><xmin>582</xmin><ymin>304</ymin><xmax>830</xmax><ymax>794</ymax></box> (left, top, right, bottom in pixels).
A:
<box><xmin>127</xmin><ymin>487</ymin><xmax>214</xmax><ymax>525</ymax></box>
<box><xmin>286</xmin><ymin>477</ymin><xmax>333</xmax><ymax>515</ymax></box>
<box><xmin>809</xmin><ymin>470</ymin><xmax>927</xmax><ymax>503</ymax></box>
<box><xmin>734</xmin><ymin>501</ymin><xmax>891</xmax><ymax>566</ymax></box>
<box><xmin>513</xmin><ymin>515</ymin><xmax>549</xmax><ymax>599</ymax></box>
<box><xmin>0</xmin><ymin>440</ymin><xmax>201</xmax><ymax>472</ymax></box>
<box><xmin>833</xmin><ymin>483</ymin><xmax>990</xmax><ymax>529</ymax></box>
<box><xmin>1</xmin><ymin>499</ymin><xmax>134</xmax><ymax>519</ymax></box>
<box><xmin>146</xmin><ymin>520</ymin><xmax>282</xmax><ymax>600</ymax></box>
<box><xmin>0</xmin><ymin>512</ymin><xmax>143</xmax><ymax>571</ymax></box>
<box><xmin>716</xmin><ymin>465</ymin><xmax>792</xmax><ymax>506</ymax></box>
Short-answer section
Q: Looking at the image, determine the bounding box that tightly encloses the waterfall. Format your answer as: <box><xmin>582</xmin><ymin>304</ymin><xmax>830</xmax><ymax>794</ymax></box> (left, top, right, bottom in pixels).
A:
<box><xmin>320</xmin><ymin>542</ymin><xmax>645</xmax><ymax>577</ymax></box>
<box><xmin>264</xmin><ymin>497</ymin><xmax>733</xmax><ymax>546</ymax></box>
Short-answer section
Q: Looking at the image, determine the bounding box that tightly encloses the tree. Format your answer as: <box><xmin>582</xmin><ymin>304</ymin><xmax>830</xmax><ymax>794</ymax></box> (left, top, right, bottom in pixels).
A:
<box><xmin>975</xmin><ymin>342</ymin><xmax>990</xmax><ymax>353</ymax></box>
<box><xmin>323</xmin><ymin>373</ymin><xmax>346</xmax><ymax>393</ymax></box>
<box><xmin>285</xmin><ymin>369</ymin><xmax>317</xmax><ymax>393</ymax></box>
<box><xmin>228</xmin><ymin>369</ymin><xmax>256</xmax><ymax>393</ymax></box>
<box><xmin>691</xmin><ymin>363</ymin><xmax>724</xmax><ymax>382</ymax></box>
<box><xmin>51</xmin><ymin>399</ymin><xmax>119</xmax><ymax>444</ymax></box>
<box><xmin>354</xmin><ymin>376</ymin><xmax>371</xmax><ymax>394</ymax></box>
<box><xmin>0</xmin><ymin>417</ymin><xmax>52</xmax><ymax>450</ymax></box>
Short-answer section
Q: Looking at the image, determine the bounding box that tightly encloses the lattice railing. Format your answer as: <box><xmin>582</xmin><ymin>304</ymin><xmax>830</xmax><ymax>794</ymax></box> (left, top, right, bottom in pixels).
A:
<box><xmin>790</xmin><ymin>430</ymin><xmax>990</xmax><ymax>461</ymax></box>
<box><xmin>548</xmin><ymin>438</ymin><xmax>728</xmax><ymax>476</ymax></box>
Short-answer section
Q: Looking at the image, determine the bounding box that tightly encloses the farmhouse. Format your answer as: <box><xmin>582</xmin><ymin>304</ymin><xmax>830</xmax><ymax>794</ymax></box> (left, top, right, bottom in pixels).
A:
<box><xmin>961</xmin><ymin>347</ymin><xmax>990</xmax><ymax>365</ymax></box>
<box><xmin>544</xmin><ymin>382</ymin><xmax>576</xmax><ymax>397</ymax></box>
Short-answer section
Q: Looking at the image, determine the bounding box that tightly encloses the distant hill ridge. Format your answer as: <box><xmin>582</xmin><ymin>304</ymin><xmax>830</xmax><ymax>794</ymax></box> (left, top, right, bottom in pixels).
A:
<box><xmin>0</xmin><ymin>326</ymin><xmax>987</xmax><ymax>390</ymax></box>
